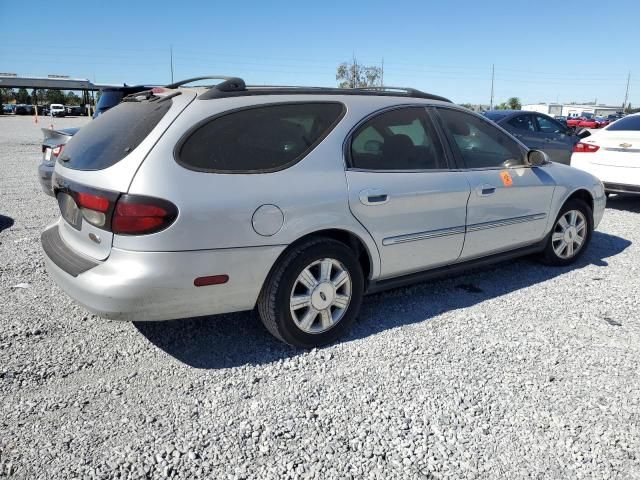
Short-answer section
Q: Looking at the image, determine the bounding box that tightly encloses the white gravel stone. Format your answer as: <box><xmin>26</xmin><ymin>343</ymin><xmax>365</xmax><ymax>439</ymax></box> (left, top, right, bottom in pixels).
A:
<box><xmin>0</xmin><ymin>115</ymin><xmax>639</xmax><ymax>479</ymax></box>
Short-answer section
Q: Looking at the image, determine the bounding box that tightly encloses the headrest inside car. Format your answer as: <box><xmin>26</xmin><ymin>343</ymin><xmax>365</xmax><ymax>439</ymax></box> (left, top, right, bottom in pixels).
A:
<box><xmin>448</xmin><ymin>120</ymin><xmax>470</xmax><ymax>136</ymax></box>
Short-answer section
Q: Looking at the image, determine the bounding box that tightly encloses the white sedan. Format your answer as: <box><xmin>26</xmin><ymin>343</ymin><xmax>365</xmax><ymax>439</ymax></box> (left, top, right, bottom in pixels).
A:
<box><xmin>571</xmin><ymin>113</ymin><xmax>640</xmax><ymax>195</ymax></box>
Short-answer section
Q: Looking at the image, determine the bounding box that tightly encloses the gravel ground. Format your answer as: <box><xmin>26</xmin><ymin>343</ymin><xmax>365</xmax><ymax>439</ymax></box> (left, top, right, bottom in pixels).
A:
<box><xmin>1</xmin><ymin>115</ymin><xmax>639</xmax><ymax>479</ymax></box>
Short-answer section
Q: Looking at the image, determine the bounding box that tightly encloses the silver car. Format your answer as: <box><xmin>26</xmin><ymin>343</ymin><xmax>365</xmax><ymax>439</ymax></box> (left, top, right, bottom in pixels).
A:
<box><xmin>41</xmin><ymin>77</ymin><xmax>606</xmax><ymax>347</ymax></box>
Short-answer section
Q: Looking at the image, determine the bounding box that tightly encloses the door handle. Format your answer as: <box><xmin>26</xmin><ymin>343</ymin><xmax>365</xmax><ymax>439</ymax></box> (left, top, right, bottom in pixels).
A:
<box><xmin>476</xmin><ymin>184</ymin><xmax>496</xmax><ymax>196</ymax></box>
<box><xmin>359</xmin><ymin>188</ymin><xmax>389</xmax><ymax>206</ymax></box>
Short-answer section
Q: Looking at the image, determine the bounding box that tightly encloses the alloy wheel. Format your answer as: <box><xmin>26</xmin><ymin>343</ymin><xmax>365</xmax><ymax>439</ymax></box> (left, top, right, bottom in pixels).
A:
<box><xmin>289</xmin><ymin>258</ymin><xmax>352</xmax><ymax>334</ymax></box>
<box><xmin>552</xmin><ymin>209</ymin><xmax>587</xmax><ymax>259</ymax></box>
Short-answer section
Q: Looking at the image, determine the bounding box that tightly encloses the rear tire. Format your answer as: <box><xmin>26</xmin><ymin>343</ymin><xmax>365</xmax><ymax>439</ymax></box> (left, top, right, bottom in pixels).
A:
<box><xmin>539</xmin><ymin>198</ymin><xmax>593</xmax><ymax>266</ymax></box>
<box><xmin>257</xmin><ymin>238</ymin><xmax>364</xmax><ymax>348</ymax></box>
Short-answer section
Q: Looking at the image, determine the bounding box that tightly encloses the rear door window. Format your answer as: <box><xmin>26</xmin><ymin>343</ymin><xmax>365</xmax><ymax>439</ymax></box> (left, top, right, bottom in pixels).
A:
<box><xmin>59</xmin><ymin>97</ymin><xmax>172</xmax><ymax>170</ymax></box>
<box><xmin>177</xmin><ymin>103</ymin><xmax>345</xmax><ymax>173</ymax></box>
<box><xmin>349</xmin><ymin>107</ymin><xmax>447</xmax><ymax>170</ymax></box>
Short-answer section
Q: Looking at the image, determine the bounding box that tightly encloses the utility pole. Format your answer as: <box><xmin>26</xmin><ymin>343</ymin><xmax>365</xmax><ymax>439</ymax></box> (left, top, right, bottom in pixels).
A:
<box><xmin>490</xmin><ymin>64</ymin><xmax>495</xmax><ymax>109</ymax></box>
<box><xmin>351</xmin><ymin>52</ymin><xmax>357</xmax><ymax>88</ymax></box>
<box><xmin>170</xmin><ymin>45</ymin><xmax>174</xmax><ymax>84</ymax></box>
<box><xmin>381</xmin><ymin>57</ymin><xmax>384</xmax><ymax>87</ymax></box>
<box><xmin>622</xmin><ymin>71</ymin><xmax>631</xmax><ymax>113</ymax></box>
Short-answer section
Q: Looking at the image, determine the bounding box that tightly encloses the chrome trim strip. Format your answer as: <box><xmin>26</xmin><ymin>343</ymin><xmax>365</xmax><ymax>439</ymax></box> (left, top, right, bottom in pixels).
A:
<box><xmin>382</xmin><ymin>226</ymin><xmax>465</xmax><ymax>246</ymax></box>
<box><xmin>382</xmin><ymin>213</ymin><xmax>547</xmax><ymax>246</ymax></box>
<box><xmin>467</xmin><ymin>213</ymin><xmax>547</xmax><ymax>232</ymax></box>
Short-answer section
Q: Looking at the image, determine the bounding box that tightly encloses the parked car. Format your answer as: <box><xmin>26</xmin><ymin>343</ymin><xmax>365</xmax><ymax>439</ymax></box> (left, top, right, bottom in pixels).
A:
<box><xmin>65</xmin><ymin>105</ymin><xmax>85</xmax><ymax>116</ymax></box>
<box><xmin>14</xmin><ymin>104</ymin><xmax>33</xmax><ymax>115</ymax></box>
<box><xmin>50</xmin><ymin>104</ymin><xmax>66</xmax><ymax>117</ymax></box>
<box><xmin>41</xmin><ymin>76</ymin><xmax>605</xmax><ymax>348</ymax></box>
<box><xmin>38</xmin><ymin>127</ymin><xmax>79</xmax><ymax>195</ymax></box>
<box><xmin>3</xmin><ymin>104</ymin><xmax>14</xmax><ymax>114</ymax></box>
<box><xmin>483</xmin><ymin>110</ymin><xmax>579</xmax><ymax>164</ymax></box>
<box><xmin>578</xmin><ymin>117</ymin><xmax>606</xmax><ymax>129</ymax></box>
<box><xmin>554</xmin><ymin>115</ymin><xmax>568</xmax><ymax>126</ymax></box>
<box><xmin>571</xmin><ymin>112</ymin><xmax>640</xmax><ymax>195</ymax></box>
<box><xmin>94</xmin><ymin>85</ymin><xmax>152</xmax><ymax>118</ymax></box>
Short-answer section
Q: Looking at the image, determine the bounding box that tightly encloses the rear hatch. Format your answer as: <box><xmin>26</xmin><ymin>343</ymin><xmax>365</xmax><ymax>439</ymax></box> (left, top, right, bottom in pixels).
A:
<box><xmin>52</xmin><ymin>89</ymin><xmax>195</xmax><ymax>260</ymax></box>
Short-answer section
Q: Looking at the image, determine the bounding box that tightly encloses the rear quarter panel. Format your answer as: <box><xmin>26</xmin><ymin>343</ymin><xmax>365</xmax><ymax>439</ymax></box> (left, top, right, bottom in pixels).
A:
<box><xmin>119</xmin><ymin>95</ymin><xmax>431</xmax><ymax>280</ymax></box>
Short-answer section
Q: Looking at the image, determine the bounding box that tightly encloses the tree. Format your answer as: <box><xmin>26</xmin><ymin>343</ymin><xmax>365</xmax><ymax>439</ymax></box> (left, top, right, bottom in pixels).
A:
<box><xmin>46</xmin><ymin>89</ymin><xmax>66</xmax><ymax>105</ymax></box>
<box><xmin>66</xmin><ymin>91</ymin><xmax>81</xmax><ymax>105</ymax></box>
<box><xmin>336</xmin><ymin>58</ymin><xmax>382</xmax><ymax>88</ymax></box>
<box><xmin>0</xmin><ymin>88</ymin><xmax>13</xmax><ymax>104</ymax></box>
<box><xmin>506</xmin><ymin>97</ymin><xmax>521</xmax><ymax>110</ymax></box>
<box><xmin>16</xmin><ymin>87</ymin><xmax>30</xmax><ymax>104</ymax></box>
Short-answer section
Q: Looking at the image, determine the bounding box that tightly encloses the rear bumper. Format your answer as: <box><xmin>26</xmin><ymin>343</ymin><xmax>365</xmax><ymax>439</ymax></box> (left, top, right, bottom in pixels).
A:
<box><xmin>42</xmin><ymin>224</ymin><xmax>286</xmax><ymax>321</ymax></box>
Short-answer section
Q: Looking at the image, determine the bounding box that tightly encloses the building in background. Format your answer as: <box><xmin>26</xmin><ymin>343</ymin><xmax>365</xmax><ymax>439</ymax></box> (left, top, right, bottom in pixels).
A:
<box><xmin>522</xmin><ymin>103</ymin><xmax>622</xmax><ymax>118</ymax></box>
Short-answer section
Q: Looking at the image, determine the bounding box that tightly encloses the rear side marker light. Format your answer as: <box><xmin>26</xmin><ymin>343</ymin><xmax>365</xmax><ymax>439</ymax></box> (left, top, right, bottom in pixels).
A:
<box><xmin>194</xmin><ymin>275</ymin><xmax>229</xmax><ymax>287</ymax></box>
<box><xmin>573</xmin><ymin>142</ymin><xmax>600</xmax><ymax>153</ymax></box>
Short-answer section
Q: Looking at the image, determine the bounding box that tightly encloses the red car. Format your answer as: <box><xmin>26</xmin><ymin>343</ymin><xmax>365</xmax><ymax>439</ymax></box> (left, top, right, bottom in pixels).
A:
<box><xmin>578</xmin><ymin>116</ymin><xmax>606</xmax><ymax>129</ymax></box>
<box><xmin>566</xmin><ymin>116</ymin><xmax>584</xmax><ymax>128</ymax></box>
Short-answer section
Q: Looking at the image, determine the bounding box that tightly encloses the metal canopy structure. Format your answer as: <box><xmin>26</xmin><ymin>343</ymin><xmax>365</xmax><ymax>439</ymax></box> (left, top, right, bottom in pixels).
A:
<box><xmin>0</xmin><ymin>75</ymin><xmax>123</xmax><ymax>91</ymax></box>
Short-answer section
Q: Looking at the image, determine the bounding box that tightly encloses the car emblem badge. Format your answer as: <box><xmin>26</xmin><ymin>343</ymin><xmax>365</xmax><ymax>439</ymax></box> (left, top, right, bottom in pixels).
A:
<box><xmin>619</xmin><ymin>143</ymin><xmax>632</xmax><ymax>148</ymax></box>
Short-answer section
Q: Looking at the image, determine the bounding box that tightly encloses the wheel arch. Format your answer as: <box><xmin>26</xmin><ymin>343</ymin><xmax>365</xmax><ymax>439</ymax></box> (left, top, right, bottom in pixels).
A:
<box><xmin>565</xmin><ymin>188</ymin><xmax>594</xmax><ymax>212</ymax></box>
<box><xmin>260</xmin><ymin>228</ymin><xmax>376</xmax><ymax>294</ymax></box>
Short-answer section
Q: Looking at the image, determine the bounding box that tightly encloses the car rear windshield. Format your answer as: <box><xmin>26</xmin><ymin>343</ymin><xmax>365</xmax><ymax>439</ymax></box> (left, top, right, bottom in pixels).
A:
<box><xmin>607</xmin><ymin>116</ymin><xmax>640</xmax><ymax>131</ymax></box>
<box><xmin>177</xmin><ymin>102</ymin><xmax>345</xmax><ymax>173</ymax></box>
<box><xmin>59</xmin><ymin>96</ymin><xmax>172</xmax><ymax>170</ymax></box>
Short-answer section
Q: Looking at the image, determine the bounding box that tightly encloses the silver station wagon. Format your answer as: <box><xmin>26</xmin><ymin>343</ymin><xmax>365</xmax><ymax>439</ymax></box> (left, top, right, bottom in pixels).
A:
<box><xmin>42</xmin><ymin>76</ymin><xmax>606</xmax><ymax>347</ymax></box>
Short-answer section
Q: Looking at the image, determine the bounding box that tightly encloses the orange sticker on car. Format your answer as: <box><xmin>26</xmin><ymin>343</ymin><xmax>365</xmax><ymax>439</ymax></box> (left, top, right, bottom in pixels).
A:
<box><xmin>500</xmin><ymin>171</ymin><xmax>513</xmax><ymax>187</ymax></box>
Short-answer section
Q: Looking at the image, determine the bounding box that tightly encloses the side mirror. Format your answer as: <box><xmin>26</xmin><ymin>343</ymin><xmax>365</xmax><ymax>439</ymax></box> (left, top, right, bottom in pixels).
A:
<box><xmin>578</xmin><ymin>129</ymin><xmax>591</xmax><ymax>139</ymax></box>
<box><xmin>527</xmin><ymin>149</ymin><xmax>549</xmax><ymax>166</ymax></box>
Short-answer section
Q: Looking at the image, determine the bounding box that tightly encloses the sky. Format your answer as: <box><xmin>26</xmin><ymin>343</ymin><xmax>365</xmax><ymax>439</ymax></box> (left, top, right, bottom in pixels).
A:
<box><xmin>1</xmin><ymin>0</ymin><xmax>638</xmax><ymax>106</ymax></box>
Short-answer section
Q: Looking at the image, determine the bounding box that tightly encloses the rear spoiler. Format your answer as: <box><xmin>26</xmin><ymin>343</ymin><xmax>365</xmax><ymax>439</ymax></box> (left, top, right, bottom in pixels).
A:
<box><xmin>41</xmin><ymin>127</ymin><xmax>79</xmax><ymax>141</ymax></box>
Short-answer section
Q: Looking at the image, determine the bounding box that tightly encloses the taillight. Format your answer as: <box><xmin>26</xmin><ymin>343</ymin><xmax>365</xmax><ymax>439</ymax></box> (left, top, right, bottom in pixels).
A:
<box><xmin>573</xmin><ymin>142</ymin><xmax>600</xmax><ymax>153</ymax></box>
<box><xmin>52</xmin><ymin>145</ymin><xmax>64</xmax><ymax>158</ymax></box>
<box><xmin>53</xmin><ymin>176</ymin><xmax>177</xmax><ymax>235</ymax></box>
<box><xmin>112</xmin><ymin>195</ymin><xmax>178</xmax><ymax>235</ymax></box>
<box><xmin>75</xmin><ymin>191</ymin><xmax>111</xmax><ymax>228</ymax></box>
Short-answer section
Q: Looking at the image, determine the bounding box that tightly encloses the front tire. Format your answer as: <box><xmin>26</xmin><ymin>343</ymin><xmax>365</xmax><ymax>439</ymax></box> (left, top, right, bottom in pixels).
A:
<box><xmin>540</xmin><ymin>198</ymin><xmax>593</xmax><ymax>266</ymax></box>
<box><xmin>257</xmin><ymin>238</ymin><xmax>364</xmax><ymax>348</ymax></box>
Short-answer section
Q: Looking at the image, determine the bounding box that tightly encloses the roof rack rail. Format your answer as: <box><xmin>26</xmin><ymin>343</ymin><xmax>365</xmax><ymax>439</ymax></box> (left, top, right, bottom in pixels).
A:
<box><xmin>165</xmin><ymin>76</ymin><xmax>246</xmax><ymax>91</ymax></box>
<box><xmin>195</xmin><ymin>76</ymin><xmax>451</xmax><ymax>102</ymax></box>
